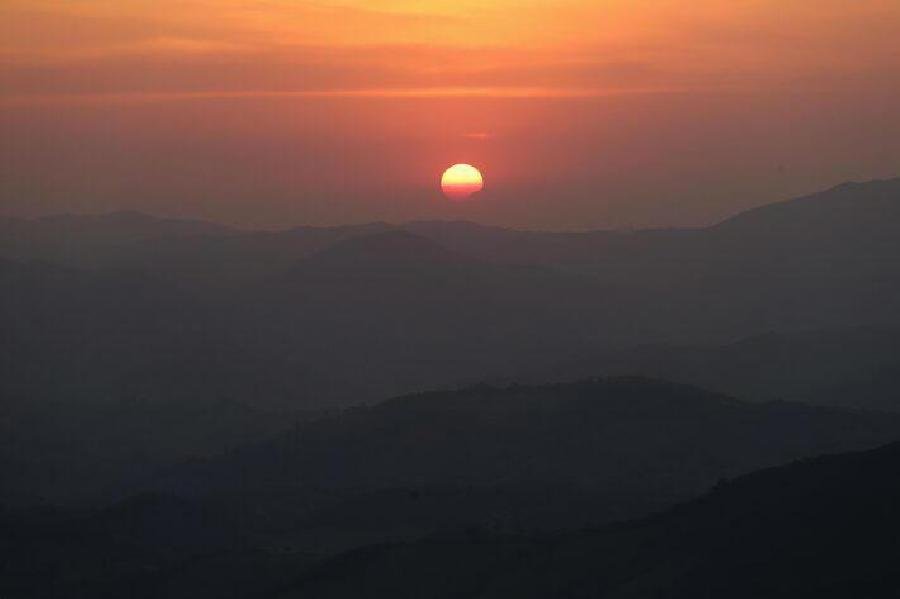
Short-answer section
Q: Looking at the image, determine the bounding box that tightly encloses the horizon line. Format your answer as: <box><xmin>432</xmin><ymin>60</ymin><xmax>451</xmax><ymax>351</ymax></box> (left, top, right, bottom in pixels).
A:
<box><xmin>2</xmin><ymin>176</ymin><xmax>894</xmax><ymax>234</ymax></box>
<box><xmin>1</xmin><ymin>86</ymin><xmax>704</xmax><ymax>106</ymax></box>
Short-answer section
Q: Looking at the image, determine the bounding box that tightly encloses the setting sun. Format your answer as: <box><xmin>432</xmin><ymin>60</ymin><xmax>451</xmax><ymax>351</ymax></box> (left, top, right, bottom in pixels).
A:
<box><xmin>441</xmin><ymin>164</ymin><xmax>484</xmax><ymax>200</ymax></box>
<box><xmin>3</xmin><ymin>1</ymin><xmax>900</xmax><ymax>595</ymax></box>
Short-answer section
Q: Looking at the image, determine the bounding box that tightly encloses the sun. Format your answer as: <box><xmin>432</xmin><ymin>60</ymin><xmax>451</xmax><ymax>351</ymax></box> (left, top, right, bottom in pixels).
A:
<box><xmin>441</xmin><ymin>164</ymin><xmax>484</xmax><ymax>200</ymax></box>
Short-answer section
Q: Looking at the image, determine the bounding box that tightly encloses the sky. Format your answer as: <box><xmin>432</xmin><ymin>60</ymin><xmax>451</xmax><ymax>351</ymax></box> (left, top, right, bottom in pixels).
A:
<box><xmin>1</xmin><ymin>0</ymin><xmax>899</xmax><ymax>229</ymax></box>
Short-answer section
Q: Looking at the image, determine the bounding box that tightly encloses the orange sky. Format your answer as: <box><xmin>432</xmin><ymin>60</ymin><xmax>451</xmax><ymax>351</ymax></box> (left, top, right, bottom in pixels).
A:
<box><xmin>1</xmin><ymin>1</ymin><xmax>899</xmax><ymax>228</ymax></box>
<box><xmin>4</xmin><ymin>0</ymin><xmax>899</xmax><ymax>98</ymax></box>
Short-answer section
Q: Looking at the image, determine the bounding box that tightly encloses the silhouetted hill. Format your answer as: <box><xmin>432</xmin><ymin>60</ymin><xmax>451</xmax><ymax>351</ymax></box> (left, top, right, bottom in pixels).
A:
<box><xmin>0</xmin><ymin>394</ymin><xmax>307</xmax><ymax>506</ymax></box>
<box><xmin>157</xmin><ymin>378</ymin><xmax>900</xmax><ymax>554</ymax></box>
<box><xmin>408</xmin><ymin>179</ymin><xmax>900</xmax><ymax>342</ymax></box>
<box><xmin>6</xmin><ymin>177</ymin><xmax>899</xmax><ymax>278</ymax></box>
<box><xmin>3</xmin><ymin>179</ymin><xmax>900</xmax><ymax>509</ymax></box>
<box><xmin>0</xmin><ymin>211</ymin><xmax>234</xmax><ymax>266</ymax></box>
<box><xmin>532</xmin><ymin>324</ymin><xmax>900</xmax><ymax>411</ymax></box>
<box><xmin>715</xmin><ymin>178</ymin><xmax>900</xmax><ymax>234</ymax></box>
<box><xmin>109</xmin><ymin>222</ymin><xmax>396</xmax><ymax>282</ymax></box>
<box><xmin>407</xmin><ymin>178</ymin><xmax>900</xmax><ymax>271</ymax></box>
<box><xmin>296</xmin><ymin>230</ymin><xmax>481</xmax><ymax>274</ymax></box>
<box><xmin>274</xmin><ymin>439</ymin><xmax>900</xmax><ymax>598</ymax></box>
<box><xmin>254</xmin><ymin>231</ymin><xmax>608</xmax><ymax>404</ymax></box>
<box><xmin>406</xmin><ymin>219</ymin><xmax>693</xmax><ymax>271</ymax></box>
<box><xmin>0</xmin><ymin>493</ymin><xmax>316</xmax><ymax>599</ymax></box>
<box><xmin>5</xmin><ymin>380</ymin><xmax>900</xmax><ymax>598</ymax></box>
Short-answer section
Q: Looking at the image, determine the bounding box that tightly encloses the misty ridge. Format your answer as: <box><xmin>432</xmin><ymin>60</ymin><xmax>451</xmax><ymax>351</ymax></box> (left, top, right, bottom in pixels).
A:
<box><xmin>3</xmin><ymin>177</ymin><xmax>900</xmax><ymax>598</ymax></box>
<box><xmin>4</xmin><ymin>177</ymin><xmax>900</xmax><ymax>410</ymax></box>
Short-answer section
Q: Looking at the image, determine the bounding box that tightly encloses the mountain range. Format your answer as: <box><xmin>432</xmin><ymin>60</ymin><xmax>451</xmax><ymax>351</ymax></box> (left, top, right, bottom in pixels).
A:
<box><xmin>4</xmin><ymin>381</ymin><xmax>900</xmax><ymax>597</ymax></box>
<box><xmin>273</xmin><ymin>437</ymin><xmax>900</xmax><ymax>599</ymax></box>
<box><xmin>153</xmin><ymin>378</ymin><xmax>900</xmax><ymax>555</ymax></box>
<box><xmin>3</xmin><ymin>179</ymin><xmax>900</xmax><ymax>597</ymax></box>
<box><xmin>3</xmin><ymin>177</ymin><xmax>899</xmax><ymax>410</ymax></box>
<box><xmin>3</xmin><ymin>178</ymin><xmax>900</xmax><ymax>508</ymax></box>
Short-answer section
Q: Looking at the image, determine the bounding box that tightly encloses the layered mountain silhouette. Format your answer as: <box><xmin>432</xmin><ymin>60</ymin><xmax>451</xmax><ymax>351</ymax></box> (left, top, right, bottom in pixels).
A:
<box><xmin>714</xmin><ymin>178</ymin><xmax>900</xmax><ymax>236</ymax></box>
<box><xmin>3</xmin><ymin>179</ymin><xmax>900</xmax><ymax>509</ymax></box>
<box><xmin>527</xmin><ymin>324</ymin><xmax>900</xmax><ymax>411</ymax></box>
<box><xmin>0</xmin><ymin>492</ymin><xmax>316</xmax><ymax>599</ymax></box>
<box><xmin>150</xmin><ymin>378</ymin><xmax>900</xmax><ymax>555</ymax></box>
<box><xmin>295</xmin><ymin>230</ymin><xmax>480</xmax><ymax>274</ymax></box>
<box><xmin>4</xmin><ymin>177</ymin><xmax>899</xmax><ymax>274</ymax></box>
<box><xmin>274</xmin><ymin>438</ymin><xmax>900</xmax><ymax>599</ymax></box>
<box><xmin>4</xmin><ymin>175</ymin><xmax>900</xmax><ymax>596</ymax></box>
<box><xmin>3</xmin><ymin>178</ymin><xmax>899</xmax><ymax>407</ymax></box>
<box><xmin>4</xmin><ymin>402</ymin><xmax>900</xmax><ymax>598</ymax></box>
<box><xmin>0</xmin><ymin>210</ymin><xmax>233</xmax><ymax>267</ymax></box>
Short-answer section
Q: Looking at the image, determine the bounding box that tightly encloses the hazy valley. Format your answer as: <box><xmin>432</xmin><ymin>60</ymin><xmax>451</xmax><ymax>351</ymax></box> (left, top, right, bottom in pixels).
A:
<box><xmin>3</xmin><ymin>179</ymin><xmax>900</xmax><ymax>597</ymax></box>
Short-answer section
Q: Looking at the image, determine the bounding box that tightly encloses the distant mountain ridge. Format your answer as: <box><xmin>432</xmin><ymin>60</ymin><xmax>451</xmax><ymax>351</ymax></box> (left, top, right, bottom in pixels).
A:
<box><xmin>714</xmin><ymin>178</ymin><xmax>900</xmax><ymax>233</ymax></box>
<box><xmin>295</xmin><ymin>230</ymin><xmax>482</xmax><ymax>274</ymax></box>
<box><xmin>3</xmin><ymin>177</ymin><xmax>900</xmax><ymax>415</ymax></box>
<box><xmin>3</xmin><ymin>177</ymin><xmax>898</xmax><ymax>270</ymax></box>
<box><xmin>523</xmin><ymin>324</ymin><xmax>900</xmax><ymax>411</ymax></box>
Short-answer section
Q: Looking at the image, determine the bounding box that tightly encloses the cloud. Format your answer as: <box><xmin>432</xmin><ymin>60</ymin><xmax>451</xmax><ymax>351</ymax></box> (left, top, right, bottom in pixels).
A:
<box><xmin>1</xmin><ymin>0</ymin><xmax>897</xmax><ymax>102</ymax></box>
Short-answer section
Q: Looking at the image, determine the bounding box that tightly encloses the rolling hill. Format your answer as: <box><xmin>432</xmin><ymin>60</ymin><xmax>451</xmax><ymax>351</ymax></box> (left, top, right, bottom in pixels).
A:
<box><xmin>5</xmin><ymin>388</ymin><xmax>900</xmax><ymax>599</ymax></box>
<box><xmin>527</xmin><ymin>324</ymin><xmax>900</xmax><ymax>411</ymax></box>
<box><xmin>274</xmin><ymin>438</ymin><xmax>900</xmax><ymax>598</ymax></box>
<box><xmin>155</xmin><ymin>378</ymin><xmax>900</xmax><ymax>555</ymax></box>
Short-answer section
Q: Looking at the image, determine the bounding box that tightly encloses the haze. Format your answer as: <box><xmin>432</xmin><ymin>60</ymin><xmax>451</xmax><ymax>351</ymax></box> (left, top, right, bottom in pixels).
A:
<box><xmin>2</xmin><ymin>0</ymin><xmax>899</xmax><ymax>228</ymax></box>
<box><xmin>6</xmin><ymin>4</ymin><xmax>900</xmax><ymax>596</ymax></box>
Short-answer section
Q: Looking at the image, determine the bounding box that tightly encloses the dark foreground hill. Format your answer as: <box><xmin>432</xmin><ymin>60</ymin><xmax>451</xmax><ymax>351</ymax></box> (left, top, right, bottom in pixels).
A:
<box><xmin>0</xmin><ymin>494</ymin><xmax>317</xmax><ymax>599</ymax></box>
<box><xmin>275</xmin><ymin>439</ymin><xmax>900</xmax><ymax>599</ymax></box>
<box><xmin>156</xmin><ymin>378</ymin><xmax>900</xmax><ymax>554</ymax></box>
<box><xmin>5</xmin><ymin>420</ymin><xmax>899</xmax><ymax>599</ymax></box>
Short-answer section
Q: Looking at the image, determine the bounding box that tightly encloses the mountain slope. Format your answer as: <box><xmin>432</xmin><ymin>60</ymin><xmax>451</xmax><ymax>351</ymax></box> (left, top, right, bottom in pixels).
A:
<box><xmin>0</xmin><ymin>493</ymin><xmax>317</xmax><ymax>599</ymax></box>
<box><xmin>7</xmin><ymin>419</ymin><xmax>899</xmax><ymax>598</ymax></box>
<box><xmin>295</xmin><ymin>230</ymin><xmax>480</xmax><ymax>274</ymax></box>
<box><xmin>714</xmin><ymin>178</ymin><xmax>900</xmax><ymax>235</ymax></box>
<box><xmin>5</xmin><ymin>177</ymin><xmax>899</xmax><ymax>276</ymax></box>
<box><xmin>3</xmin><ymin>179</ymin><xmax>900</xmax><ymax>414</ymax></box>
<box><xmin>275</xmin><ymin>439</ymin><xmax>900</xmax><ymax>598</ymax></box>
<box><xmin>0</xmin><ymin>211</ymin><xmax>234</xmax><ymax>267</ymax></box>
<box><xmin>158</xmin><ymin>378</ymin><xmax>900</xmax><ymax>554</ymax></box>
<box><xmin>532</xmin><ymin>324</ymin><xmax>900</xmax><ymax>410</ymax></box>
